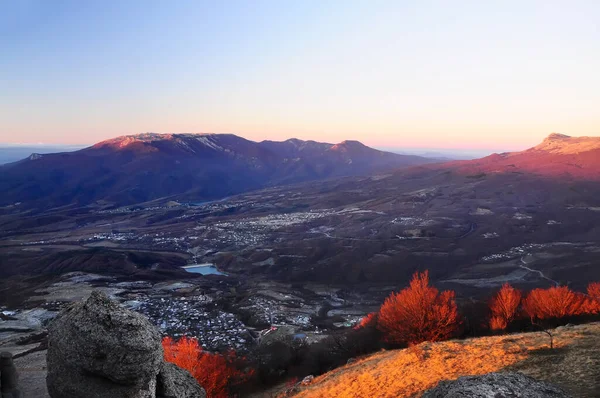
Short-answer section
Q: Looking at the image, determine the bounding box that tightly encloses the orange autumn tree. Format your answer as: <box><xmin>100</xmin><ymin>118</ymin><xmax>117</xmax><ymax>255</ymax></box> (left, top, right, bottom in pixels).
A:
<box><xmin>162</xmin><ymin>336</ymin><xmax>252</xmax><ymax>398</ymax></box>
<box><xmin>583</xmin><ymin>282</ymin><xmax>600</xmax><ymax>314</ymax></box>
<box><xmin>489</xmin><ymin>283</ymin><xmax>522</xmax><ymax>331</ymax></box>
<box><xmin>588</xmin><ymin>282</ymin><xmax>600</xmax><ymax>302</ymax></box>
<box><xmin>522</xmin><ymin>286</ymin><xmax>585</xmax><ymax>320</ymax></box>
<box><xmin>354</xmin><ymin>312</ymin><xmax>378</xmax><ymax>330</ymax></box>
<box><xmin>377</xmin><ymin>270</ymin><xmax>459</xmax><ymax>345</ymax></box>
<box><xmin>163</xmin><ymin>336</ymin><xmax>201</xmax><ymax>375</ymax></box>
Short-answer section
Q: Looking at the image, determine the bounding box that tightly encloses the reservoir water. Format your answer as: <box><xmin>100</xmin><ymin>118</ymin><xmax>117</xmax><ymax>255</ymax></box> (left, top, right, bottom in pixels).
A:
<box><xmin>182</xmin><ymin>263</ymin><xmax>227</xmax><ymax>276</ymax></box>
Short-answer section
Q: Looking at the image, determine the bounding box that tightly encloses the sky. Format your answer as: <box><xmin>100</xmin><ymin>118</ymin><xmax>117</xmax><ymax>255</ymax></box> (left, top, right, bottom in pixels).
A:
<box><xmin>1</xmin><ymin>1</ymin><xmax>599</xmax><ymax>152</ymax></box>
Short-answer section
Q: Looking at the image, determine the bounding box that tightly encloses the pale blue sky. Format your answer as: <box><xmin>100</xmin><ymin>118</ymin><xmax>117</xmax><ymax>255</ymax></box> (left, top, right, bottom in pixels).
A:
<box><xmin>1</xmin><ymin>1</ymin><xmax>599</xmax><ymax>150</ymax></box>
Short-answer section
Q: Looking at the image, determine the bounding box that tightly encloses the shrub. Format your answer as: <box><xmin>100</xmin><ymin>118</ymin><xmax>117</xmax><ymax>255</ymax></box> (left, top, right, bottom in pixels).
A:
<box><xmin>582</xmin><ymin>282</ymin><xmax>600</xmax><ymax>314</ymax></box>
<box><xmin>162</xmin><ymin>336</ymin><xmax>201</xmax><ymax>375</ymax></box>
<box><xmin>489</xmin><ymin>316</ymin><xmax>507</xmax><ymax>331</ymax></box>
<box><xmin>162</xmin><ymin>336</ymin><xmax>253</xmax><ymax>398</ymax></box>
<box><xmin>377</xmin><ymin>271</ymin><xmax>459</xmax><ymax>345</ymax></box>
<box><xmin>489</xmin><ymin>283</ymin><xmax>522</xmax><ymax>331</ymax></box>
<box><xmin>522</xmin><ymin>286</ymin><xmax>585</xmax><ymax>320</ymax></box>
<box><xmin>354</xmin><ymin>312</ymin><xmax>378</xmax><ymax>330</ymax></box>
<box><xmin>588</xmin><ymin>282</ymin><xmax>600</xmax><ymax>302</ymax></box>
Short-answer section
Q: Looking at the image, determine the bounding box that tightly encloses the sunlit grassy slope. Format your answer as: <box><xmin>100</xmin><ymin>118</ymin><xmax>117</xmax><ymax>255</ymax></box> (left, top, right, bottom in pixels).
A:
<box><xmin>291</xmin><ymin>323</ymin><xmax>600</xmax><ymax>398</ymax></box>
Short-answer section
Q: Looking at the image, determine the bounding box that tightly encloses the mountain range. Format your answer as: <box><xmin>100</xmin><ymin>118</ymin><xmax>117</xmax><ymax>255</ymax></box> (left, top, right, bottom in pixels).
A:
<box><xmin>2</xmin><ymin>133</ymin><xmax>600</xmax><ymax>294</ymax></box>
<box><xmin>2</xmin><ymin>133</ymin><xmax>599</xmax><ymax>213</ymax></box>
<box><xmin>0</xmin><ymin>133</ymin><xmax>433</xmax><ymax>210</ymax></box>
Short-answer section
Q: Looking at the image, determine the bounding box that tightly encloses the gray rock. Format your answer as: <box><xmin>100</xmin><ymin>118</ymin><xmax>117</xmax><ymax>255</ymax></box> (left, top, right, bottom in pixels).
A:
<box><xmin>422</xmin><ymin>372</ymin><xmax>572</xmax><ymax>398</ymax></box>
<box><xmin>1</xmin><ymin>351</ymin><xmax>22</xmax><ymax>398</ymax></box>
<box><xmin>46</xmin><ymin>291</ymin><xmax>163</xmax><ymax>398</ymax></box>
<box><xmin>47</xmin><ymin>368</ymin><xmax>156</xmax><ymax>398</ymax></box>
<box><xmin>156</xmin><ymin>362</ymin><xmax>206</xmax><ymax>398</ymax></box>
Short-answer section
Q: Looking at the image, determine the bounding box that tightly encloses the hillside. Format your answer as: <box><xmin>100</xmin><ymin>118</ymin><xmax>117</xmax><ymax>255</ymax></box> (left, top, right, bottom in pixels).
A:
<box><xmin>285</xmin><ymin>323</ymin><xmax>600</xmax><ymax>398</ymax></box>
<box><xmin>446</xmin><ymin>133</ymin><xmax>600</xmax><ymax>179</ymax></box>
<box><xmin>0</xmin><ymin>133</ymin><xmax>433</xmax><ymax>211</ymax></box>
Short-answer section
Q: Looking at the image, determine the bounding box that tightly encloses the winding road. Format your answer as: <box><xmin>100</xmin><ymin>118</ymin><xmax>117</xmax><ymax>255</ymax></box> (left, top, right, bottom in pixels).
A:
<box><xmin>519</xmin><ymin>256</ymin><xmax>559</xmax><ymax>286</ymax></box>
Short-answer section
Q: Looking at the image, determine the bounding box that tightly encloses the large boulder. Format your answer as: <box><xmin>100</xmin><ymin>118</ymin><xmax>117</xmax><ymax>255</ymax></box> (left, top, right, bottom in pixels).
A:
<box><xmin>156</xmin><ymin>362</ymin><xmax>206</xmax><ymax>398</ymax></box>
<box><xmin>46</xmin><ymin>291</ymin><xmax>205</xmax><ymax>398</ymax></box>
<box><xmin>422</xmin><ymin>372</ymin><xmax>572</xmax><ymax>398</ymax></box>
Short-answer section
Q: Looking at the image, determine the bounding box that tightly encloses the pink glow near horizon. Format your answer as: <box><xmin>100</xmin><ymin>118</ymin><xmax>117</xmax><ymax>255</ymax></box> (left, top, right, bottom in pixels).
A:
<box><xmin>0</xmin><ymin>128</ymin><xmax>563</xmax><ymax>153</ymax></box>
<box><xmin>1</xmin><ymin>2</ymin><xmax>598</xmax><ymax>151</ymax></box>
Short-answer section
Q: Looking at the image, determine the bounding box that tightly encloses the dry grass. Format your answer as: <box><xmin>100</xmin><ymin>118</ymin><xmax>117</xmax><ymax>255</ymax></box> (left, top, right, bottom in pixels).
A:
<box><xmin>291</xmin><ymin>323</ymin><xmax>600</xmax><ymax>398</ymax></box>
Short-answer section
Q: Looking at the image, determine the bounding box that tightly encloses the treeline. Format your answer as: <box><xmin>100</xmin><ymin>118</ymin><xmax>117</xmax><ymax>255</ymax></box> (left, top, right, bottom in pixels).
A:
<box><xmin>162</xmin><ymin>272</ymin><xmax>600</xmax><ymax>397</ymax></box>
<box><xmin>362</xmin><ymin>272</ymin><xmax>600</xmax><ymax>344</ymax></box>
<box><xmin>490</xmin><ymin>282</ymin><xmax>600</xmax><ymax>330</ymax></box>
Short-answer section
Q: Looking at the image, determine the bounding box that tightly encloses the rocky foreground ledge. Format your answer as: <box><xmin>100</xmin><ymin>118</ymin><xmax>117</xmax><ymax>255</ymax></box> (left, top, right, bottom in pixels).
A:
<box><xmin>46</xmin><ymin>291</ymin><xmax>205</xmax><ymax>398</ymax></box>
<box><xmin>422</xmin><ymin>372</ymin><xmax>571</xmax><ymax>398</ymax></box>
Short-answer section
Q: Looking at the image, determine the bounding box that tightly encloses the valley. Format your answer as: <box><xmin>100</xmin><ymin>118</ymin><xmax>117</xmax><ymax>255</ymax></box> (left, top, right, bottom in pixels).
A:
<box><xmin>2</xmin><ymin>133</ymin><xmax>600</xmax><ymax>363</ymax></box>
<box><xmin>2</xmin><ymin>172</ymin><xmax>600</xmax><ymax>355</ymax></box>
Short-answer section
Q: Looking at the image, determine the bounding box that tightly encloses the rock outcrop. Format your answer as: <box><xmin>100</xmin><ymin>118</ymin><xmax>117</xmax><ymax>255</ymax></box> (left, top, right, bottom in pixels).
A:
<box><xmin>46</xmin><ymin>291</ymin><xmax>204</xmax><ymax>398</ymax></box>
<box><xmin>422</xmin><ymin>372</ymin><xmax>572</xmax><ymax>398</ymax></box>
<box><xmin>1</xmin><ymin>351</ymin><xmax>22</xmax><ymax>398</ymax></box>
<box><xmin>156</xmin><ymin>362</ymin><xmax>205</xmax><ymax>398</ymax></box>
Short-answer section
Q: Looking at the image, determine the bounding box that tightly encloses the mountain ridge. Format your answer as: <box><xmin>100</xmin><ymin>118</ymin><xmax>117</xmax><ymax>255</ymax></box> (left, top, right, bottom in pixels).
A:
<box><xmin>443</xmin><ymin>133</ymin><xmax>600</xmax><ymax>179</ymax></box>
<box><xmin>0</xmin><ymin>133</ymin><xmax>434</xmax><ymax>210</ymax></box>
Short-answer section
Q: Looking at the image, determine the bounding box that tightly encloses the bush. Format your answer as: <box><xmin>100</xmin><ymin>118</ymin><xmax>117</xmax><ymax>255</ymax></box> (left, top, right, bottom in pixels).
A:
<box><xmin>354</xmin><ymin>312</ymin><xmax>378</xmax><ymax>330</ymax></box>
<box><xmin>489</xmin><ymin>283</ymin><xmax>522</xmax><ymax>331</ymax></box>
<box><xmin>162</xmin><ymin>336</ymin><xmax>253</xmax><ymax>398</ymax></box>
<box><xmin>588</xmin><ymin>282</ymin><xmax>600</xmax><ymax>301</ymax></box>
<box><xmin>523</xmin><ymin>286</ymin><xmax>585</xmax><ymax>321</ymax></box>
<box><xmin>377</xmin><ymin>271</ymin><xmax>459</xmax><ymax>345</ymax></box>
<box><xmin>585</xmin><ymin>282</ymin><xmax>600</xmax><ymax>314</ymax></box>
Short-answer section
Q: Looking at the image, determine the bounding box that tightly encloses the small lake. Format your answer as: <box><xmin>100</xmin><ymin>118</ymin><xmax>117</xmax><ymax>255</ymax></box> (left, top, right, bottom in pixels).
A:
<box><xmin>182</xmin><ymin>263</ymin><xmax>227</xmax><ymax>276</ymax></box>
<box><xmin>188</xmin><ymin>196</ymin><xmax>232</xmax><ymax>207</ymax></box>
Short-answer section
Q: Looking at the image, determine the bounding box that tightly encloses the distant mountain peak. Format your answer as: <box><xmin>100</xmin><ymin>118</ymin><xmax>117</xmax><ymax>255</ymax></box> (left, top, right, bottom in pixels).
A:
<box><xmin>285</xmin><ymin>138</ymin><xmax>305</xmax><ymax>144</ymax></box>
<box><xmin>330</xmin><ymin>140</ymin><xmax>369</xmax><ymax>152</ymax></box>
<box><xmin>446</xmin><ymin>133</ymin><xmax>600</xmax><ymax>179</ymax></box>
<box><xmin>92</xmin><ymin>133</ymin><xmax>238</xmax><ymax>153</ymax></box>
<box><xmin>337</xmin><ymin>140</ymin><xmax>365</xmax><ymax>146</ymax></box>
<box><xmin>534</xmin><ymin>133</ymin><xmax>600</xmax><ymax>155</ymax></box>
<box><xmin>544</xmin><ymin>133</ymin><xmax>571</xmax><ymax>142</ymax></box>
<box><xmin>93</xmin><ymin>133</ymin><xmax>173</xmax><ymax>149</ymax></box>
